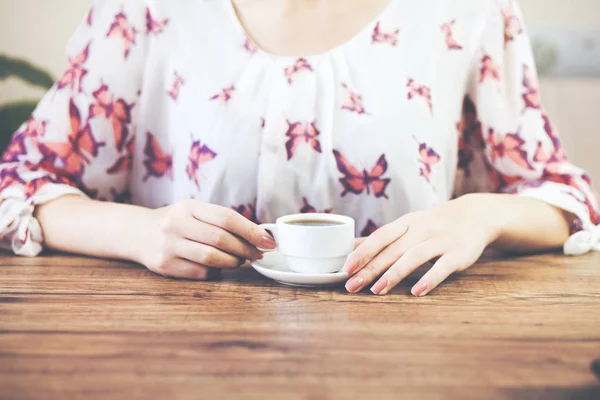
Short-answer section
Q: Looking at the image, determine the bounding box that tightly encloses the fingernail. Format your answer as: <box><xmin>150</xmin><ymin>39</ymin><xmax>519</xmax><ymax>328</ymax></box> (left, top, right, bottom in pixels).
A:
<box><xmin>343</xmin><ymin>256</ymin><xmax>359</xmax><ymax>275</ymax></box>
<box><xmin>345</xmin><ymin>275</ymin><xmax>364</xmax><ymax>293</ymax></box>
<box><xmin>260</xmin><ymin>236</ymin><xmax>276</xmax><ymax>249</ymax></box>
<box><xmin>253</xmin><ymin>252</ymin><xmax>264</xmax><ymax>261</ymax></box>
<box><xmin>371</xmin><ymin>278</ymin><xmax>388</xmax><ymax>295</ymax></box>
<box><xmin>411</xmin><ymin>281</ymin><xmax>428</xmax><ymax>297</ymax></box>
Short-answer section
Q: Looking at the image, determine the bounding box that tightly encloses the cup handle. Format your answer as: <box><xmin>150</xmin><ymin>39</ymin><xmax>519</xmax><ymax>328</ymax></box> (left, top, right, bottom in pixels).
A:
<box><xmin>258</xmin><ymin>223</ymin><xmax>277</xmax><ymax>252</ymax></box>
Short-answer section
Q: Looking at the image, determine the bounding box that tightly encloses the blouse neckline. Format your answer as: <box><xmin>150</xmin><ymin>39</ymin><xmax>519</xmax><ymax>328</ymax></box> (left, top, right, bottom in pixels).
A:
<box><xmin>224</xmin><ymin>0</ymin><xmax>395</xmax><ymax>63</ymax></box>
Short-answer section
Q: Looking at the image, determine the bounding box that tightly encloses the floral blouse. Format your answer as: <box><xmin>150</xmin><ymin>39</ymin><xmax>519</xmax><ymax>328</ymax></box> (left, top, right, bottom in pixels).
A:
<box><xmin>1</xmin><ymin>0</ymin><xmax>599</xmax><ymax>257</ymax></box>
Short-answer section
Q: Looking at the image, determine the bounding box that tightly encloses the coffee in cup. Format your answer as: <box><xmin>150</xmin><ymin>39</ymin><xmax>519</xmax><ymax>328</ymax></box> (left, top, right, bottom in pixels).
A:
<box><xmin>259</xmin><ymin>213</ymin><xmax>355</xmax><ymax>274</ymax></box>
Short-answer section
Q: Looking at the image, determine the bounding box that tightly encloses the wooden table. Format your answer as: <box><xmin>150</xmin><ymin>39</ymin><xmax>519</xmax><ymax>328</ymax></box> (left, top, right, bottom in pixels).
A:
<box><xmin>1</xmin><ymin>252</ymin><xmax>600</xmax><ymax>400</ymax></box>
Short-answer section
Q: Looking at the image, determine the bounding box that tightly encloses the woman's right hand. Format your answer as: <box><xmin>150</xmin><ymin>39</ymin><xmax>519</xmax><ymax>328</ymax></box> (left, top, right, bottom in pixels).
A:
<box><xmin>138</xmin><ymin>200</ymin><xmax>276</xmax><ymax>280</ymax></box>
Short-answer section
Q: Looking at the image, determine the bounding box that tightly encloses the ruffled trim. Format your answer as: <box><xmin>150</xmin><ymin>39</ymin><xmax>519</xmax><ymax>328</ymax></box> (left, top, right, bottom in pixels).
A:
<box><xmin>515</xmin><ymin>181</ymin><xmax>600</xmax><ymax>257</ymax></box>
<box><xmin>0</xmin><ymin>184</ymin><xmax>85</xmax><ymax>257</ymax></box>
<box><xmin>0</xmin><ymin>199</ymin><xmax>43</xmax><ymax>256</ymax></box>
<box><xmin>564</xmin><ymin>223</ymin><xmax>600</xmax><ymax>256</ymax></box>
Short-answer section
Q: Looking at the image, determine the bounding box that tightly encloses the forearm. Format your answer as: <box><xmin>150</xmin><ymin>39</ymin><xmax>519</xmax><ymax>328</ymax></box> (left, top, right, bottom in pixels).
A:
<box><xmin>480</xmin><ymin>193</ymin><xmax>573</xmax><ymax>253</ymax></box>
<box><xmin>35</xmin><ymin>195</ymin><xmax>153</xmax><ymax>263</ymax></box>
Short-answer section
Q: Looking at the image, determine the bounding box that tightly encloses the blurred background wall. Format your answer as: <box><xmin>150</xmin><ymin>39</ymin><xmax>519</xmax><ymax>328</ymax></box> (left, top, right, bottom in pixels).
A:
<box><xmin>0</xmin><ymin>0</ymin><xmax>599</xmax><ymax>180</ymax></box>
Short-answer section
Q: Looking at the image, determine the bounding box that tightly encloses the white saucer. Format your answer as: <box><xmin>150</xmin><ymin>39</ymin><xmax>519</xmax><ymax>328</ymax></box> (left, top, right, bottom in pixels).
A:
<box><xmin>251</xmin><ymin>251</ymin><xmax>349</xmax><ymax>288</ymax></box>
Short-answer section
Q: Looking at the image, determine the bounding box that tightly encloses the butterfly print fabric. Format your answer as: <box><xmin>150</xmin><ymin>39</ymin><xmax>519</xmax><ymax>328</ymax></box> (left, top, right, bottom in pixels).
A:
<box><xmin>441</xmin><ymin>20</ymin><xmax>463</xmax><ymax>50</ymax></box>
<box><xmin>285</xmin><ymin>121</ymin><xmax>322</xmax><ymax>160</ymax></box>
<box><xmin>0</xmin><ymin>0</ymin><xmax>598</xmax><ymax>257</ymax></box>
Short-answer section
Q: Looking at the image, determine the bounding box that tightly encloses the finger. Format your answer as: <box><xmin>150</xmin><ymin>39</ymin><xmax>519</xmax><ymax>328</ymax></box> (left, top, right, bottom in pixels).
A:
<box><xmin>345</xmin><ymin>238</ymin><xmax>407</xmax><ymax>293</ymax></box>
<box><xmin>176</xmin><ymin>218</ymin><xmax>263</xmax><ymax>260</ymax></box>
<box><xmin>354</xmin><ymin>237</ymin><xmax>367</xmax><ymax>249</ymax></box>
<box><xmin>192</xmin><ymin>204</ymin><xmax>276</xmax><ymax>249</ymax></box>
<box><xmin>343</xmin><ymin>222</ymin><xmax>409</xmax><ymax>275</ymax></box>
<box><xmin>411</xmin><ymin>253</ymin><xmax>461</xmax><ymax>297</ymax></box>
<box><xmin>174</xmin><ymin>238</ymin><xmax>243</xmax><ymax>268</ymax></box>
<box><xmin>370</xmin><ymin>239</ymin><xmax>447</xmax><ymax>296</ymax></box>
<box><xmin>155</xmin><ymin>258</ymin><xmax>210</xmax><ymax>280</ymax></box>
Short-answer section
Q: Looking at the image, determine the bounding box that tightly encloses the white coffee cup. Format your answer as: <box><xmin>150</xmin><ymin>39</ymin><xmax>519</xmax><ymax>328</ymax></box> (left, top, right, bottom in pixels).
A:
<box><xmin>259</xmin><ymin>213</ymin><xmax>355</xmax><ymax>274</ymax></box>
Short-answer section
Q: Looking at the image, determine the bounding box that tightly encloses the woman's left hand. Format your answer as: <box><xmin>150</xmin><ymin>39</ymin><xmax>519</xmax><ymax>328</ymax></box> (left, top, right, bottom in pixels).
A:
<box><xmin>344</xmin><ymin>193</ymin><xmax>503</xmax><ymax>296</ymax></box>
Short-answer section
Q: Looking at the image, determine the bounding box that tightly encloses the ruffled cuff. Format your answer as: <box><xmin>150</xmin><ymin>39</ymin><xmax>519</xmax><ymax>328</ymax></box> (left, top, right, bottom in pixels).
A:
<box><xmin>0</xmin><ymin>184</ymin><xmax>85</xmax><ymax>257</ymax></box>
<box><xmin>511</xmin><ymin>181</ymin><xmax>600</xmax><ymax>256</ymax></box>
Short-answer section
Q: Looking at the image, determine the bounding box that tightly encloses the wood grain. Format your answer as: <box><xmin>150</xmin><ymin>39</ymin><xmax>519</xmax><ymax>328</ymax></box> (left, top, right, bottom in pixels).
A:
<box><xmin>1</xmin><ymin>251</ymin><xmax>600</xmax><ymax>399</ymax></box>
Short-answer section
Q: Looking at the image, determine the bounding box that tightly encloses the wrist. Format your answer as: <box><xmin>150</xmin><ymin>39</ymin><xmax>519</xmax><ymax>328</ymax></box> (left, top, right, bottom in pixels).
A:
<box><xmin>123</xmin><ymin>205</ymin><xmax>158</xmax><ymax>266</ymax></box>
<box><xmin>459</xmin><ymin>193</ymin><xmax>506</xmax><ymax>245</ymax></box>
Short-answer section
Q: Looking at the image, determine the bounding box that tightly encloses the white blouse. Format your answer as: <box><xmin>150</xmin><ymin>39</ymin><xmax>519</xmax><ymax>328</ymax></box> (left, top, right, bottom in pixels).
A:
<box><xmin>1</xmin><ymin>0</ymin><xmax>599</xmax><ymax>257</ymax></box>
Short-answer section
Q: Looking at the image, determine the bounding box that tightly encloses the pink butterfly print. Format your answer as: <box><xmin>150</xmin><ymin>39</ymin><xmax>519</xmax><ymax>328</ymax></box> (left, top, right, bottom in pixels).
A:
<box><xmin>243</xmin><ymin>37</ymin><xmax>257</xmax><ymax>54</ymax></box>
<box><xmin>143</xmin><ymin>132</ymin><xmax>173</xmax><ymax>181</ymax></box>
<box><xmin>106</xmin><ymin>10</ymin><xmax>138</xmax><ymax>59</ymax></box>
<box><xmin>535</xmin><ymin>116</ymin><xmax>566</xmax><ymax>163</ymax></box>
<box><xmin>441</xmin><ymin>20</ymin><xmax>462</xmax><ymax>50</ymax></box>
<box><xmin>22</xmin><ymin>117</ymin><xmax>47</xmax><ymax>139</ymax></box>
<box><xmin>582</xmin><ymin>172</ymin><xmax>594</xmax><ymax>187</ymax></box>
<box><xmin>111</xmin><ymin>187</ymin><xmax>132</xmax><ymax>203</ymax></box>
<box><xmin>522</xmin><ymin>64</ymin><xmax>540</xmax><ymax>112</ymax></box>
<box><xmin>57</xmin><ymin>43</ymin><xmax>90</xmax><ymax>93</ymax></box>
<box><xmin>487</xmin><ymin>128</ymin><xmax>534</xmax><ymax>171</ymax></box>
<box><xmin>480</xmin><ymin>51</ymin><xmax>500</xmax><ymax>84</ymax></box>
<box><xmin>360</xmin><ymin>219</ymin><xmax>379</xmax><ymax>237</ymax></box>
<box><xmin>0</xmin><ymin>166</ymin><xmax>25</xmax><ymax>193</ymax></box>
<box><xmin>284</xmin><ymin>58</ymin><xmax>313</xmax><ymax>85</ymax></box>
<box><xmin>146</xmin><ymin>8</ymin><xmax>169</xmax><ymax>35</ymax></box>
<box><xmin>534</xmin><ymin>141</ymin><xmax>563</xmax><ymax>174</ymax></box>
<box><xmin>502</xmin><ymin>0</ymin><xmax>523</xmax><ymax>46</ymax></box>
<box><xmin>106</xmin><ymin>136</ymin><xmax>135</xmax><ymax>175</ymax></box>
<box><xmin>86</xmin><ymin>7</ymin><xmax>93</xmax><ymax>26</ymax></box>
<box><xmin>2</xmin><ymin>134</ymin><xmax>27</xmax><ymax>163</ymax></box>
<box><xmin>185</xmin><ymin>138</ymin><xmax>217</xmax><ymax>188</ymax></box>
<box><xmin>88</xmin><ymin>82</ymin><xmax>134</xmax><ymax>152</ymax></box>
<box><xmin>167</xmin><ymin>72</ymin><xmax>184</xmax><ymax>101</ymax></box>
<box><xmin>43</xmin><ymin>99</ymin><xmax>105</xmax><ymax>179</ymax></box>
<box><xmin>341</xmin><ymin>83</ymin><xmax>368</xmax><ymax>115</ymax></box>
<box><xmin>483</xmin><ymin>157</ymin><xmax>523</xmax><ymax>191</ymax></box>
<box><xmin>563</xmin><ymin>190</ymin><xmax>600</xmax><ymax>225</ymax></box>
<box><xmin>233</xmin><ymin>201</ymin><xmax>258</xmax><ymax>223</ymax></box>
<box><xmin>300</xmin><ymin>197</ymin><xmax>332</xmax><ymax>214</ymax></box>
<box><xmin>407</xmin><ymin>79</ymin><xmax>433</xmax><ymax>114</ymax></box>
<box><xmin>23</xmin><ymin>175</ymin><xmax>75</xmax><ymax>200</ymax></box>
<box><xmin>2</xmin><ymin>117</ymin><xmax>47</xmax><ymax>163</ymax></box>
<box><xmin>210</xmin><ymin>85</ymin><xmax>235</xmax><ymax>103</ymax></box>
<box><xmin>21</xmin><ymin>117</ymin><xmax>47</xmax><ymax>151</ymax></box>
<box><xmin>372</xmin><ymin>22</ymin><xmax>399</xmax><ymax>46</ymax></box>
<box><xmin>24</xmin><ymin>144</ymin><xmax>60</xmax><ymax>177</ymax></box>
<box><xmin>540</xmin><ymin>112</ymin><xmax>567</xmax><ymax>161</ymax></box>
<box><xmin>533</xmin><ymin>140</ymin><xmax>576</xmax><ymax>189</ymax></box>
<box><xmin>285</xmin><ymin>120</ymin><xmax>322</xmax><ymax>160</ymax></box>
<box><xmin>415</xmin><ymin>140</ymin><xmax>441</xmax><ymax>184</ymax></box>
<box><xmin>333</xmin><ymin>150</ymin><xmax>390</xmax><ymax>198</ymax></box>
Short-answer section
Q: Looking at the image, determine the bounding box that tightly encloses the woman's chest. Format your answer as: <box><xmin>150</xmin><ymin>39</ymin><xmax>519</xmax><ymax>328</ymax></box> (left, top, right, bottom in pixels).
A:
<box><xmin>133</xmin><ymin>0</ymin><xmax>489</xmax><ymax>202</ymax></box>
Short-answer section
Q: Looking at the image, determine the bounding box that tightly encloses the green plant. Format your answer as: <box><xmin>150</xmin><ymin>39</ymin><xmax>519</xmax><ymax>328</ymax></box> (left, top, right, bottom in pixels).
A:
<box><xmin>0</xmin><ymin>54</ymin><xmax>55</xmax><ymax>152</ymax></box>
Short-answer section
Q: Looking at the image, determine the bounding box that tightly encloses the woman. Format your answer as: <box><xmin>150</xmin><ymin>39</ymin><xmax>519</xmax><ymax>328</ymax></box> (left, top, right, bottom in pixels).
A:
<box><xmin>1</xmin><ymin>0</ymin><xmax>598</xmax><ymax>296</ymax></box>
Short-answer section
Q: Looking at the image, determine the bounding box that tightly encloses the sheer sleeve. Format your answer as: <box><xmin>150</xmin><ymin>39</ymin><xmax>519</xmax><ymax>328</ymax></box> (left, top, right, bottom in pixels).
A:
<box><xmin>0</xmin><ymin>0</ymin><xmax>146</xmax><ymax>256</ymax></box>
<box><xmin>458</xmin><ymin>0</ymin><xmax>600</xmax><ymax>255</ymax></box>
